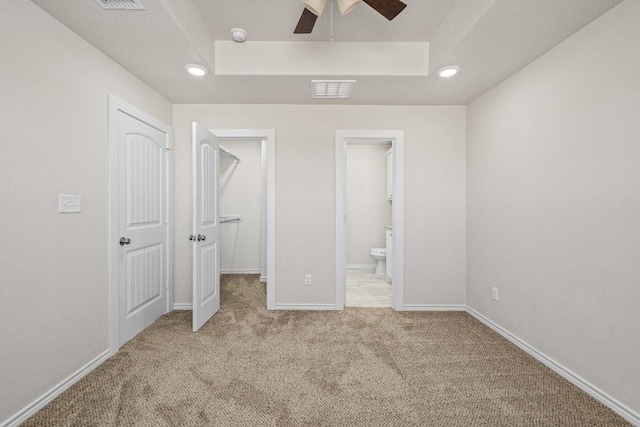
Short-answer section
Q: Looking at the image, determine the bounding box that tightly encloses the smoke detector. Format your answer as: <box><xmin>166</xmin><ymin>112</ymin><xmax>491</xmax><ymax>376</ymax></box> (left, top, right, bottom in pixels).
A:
<box><xmin>95</xmin><ymin>0</ymin><xmax>145</xmax><ymax>10</ymax></box>
<box><xmin>231</xmin><ymin>28</ymin><xmax>247</xmax><ymax>43</ymax></box>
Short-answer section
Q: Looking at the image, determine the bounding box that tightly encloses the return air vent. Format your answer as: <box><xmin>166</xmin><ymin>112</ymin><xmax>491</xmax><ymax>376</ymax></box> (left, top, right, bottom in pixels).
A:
<box><xmin>312</xmin><ymin>80</ymin><xmax>356</xmax><ymax>99</ymax></box>
<box><xmin>95</xmin><ymin>0</ymin><xmax>145</xmax><ymax>10</ymax></box>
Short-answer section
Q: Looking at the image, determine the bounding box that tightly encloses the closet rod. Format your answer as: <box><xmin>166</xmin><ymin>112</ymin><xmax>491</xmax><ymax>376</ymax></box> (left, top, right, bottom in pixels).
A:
<box><xmin>220</xmin><ymin>216</ymin><xmax>241</xmax><ymax>224</ymax></box>
<box><xmin>219</xmin><ymin>145</ymin><xmax>241</xmax><ymax>162</ymax></box>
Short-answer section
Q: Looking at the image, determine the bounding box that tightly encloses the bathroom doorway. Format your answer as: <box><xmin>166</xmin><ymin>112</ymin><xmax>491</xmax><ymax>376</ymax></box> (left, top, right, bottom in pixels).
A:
<box><xmin>335</xmin><ymin>130</ymin><xmax>405</xmax><ymax>310</ymax></box>
<box><xmin>345</xmin><ymin>141</ymin><xmax>392</xmax><ymax>307</ymax></box>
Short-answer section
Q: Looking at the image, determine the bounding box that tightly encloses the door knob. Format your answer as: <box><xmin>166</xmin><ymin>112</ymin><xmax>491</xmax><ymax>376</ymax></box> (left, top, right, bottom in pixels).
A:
<box><xmin>197</xmin><ymin>234</ymin><xmax>206</xmax><ymax>241</ymax></box>
<box><xmin>119</xmin><ymin>237</ymin><xmax>131</xmax><ymax>246</ymax></box>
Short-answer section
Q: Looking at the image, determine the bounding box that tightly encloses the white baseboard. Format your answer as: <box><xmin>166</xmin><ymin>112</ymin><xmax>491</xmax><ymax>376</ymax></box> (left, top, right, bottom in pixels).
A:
<box><xmin>466</xmin><ymin>307</ymin><xmax>640</xmax><ymax>427</ymax></box>
<box><xmin>274</xmin><ymin>304</ymin><xmax>339</xmax><ymax>310</ymax></box>
<box><xmin>259</xmin><ymin>276</ymin><xmax>267</xmax><ymax>283</ymax></box>
<box><xmin>346</xmin><ymin>264</ymin><xmax>376</xmax><ymax>270</ymax></box>
<box><xmin>403</xmin><ymin>304</ymin><xmax>466</xmax><ymax>311</ymax></box>
<box><xmin>173</xmin><ymin>303</ymin><xmax>193</xmax><ymax>311</ymax></box>
<box><xmin>2</xmin><ymin>349</ymin><xmax>110</xmax><ymax>427</ymax></box>
<box><xmin>220</xmin><ymin>269</ymin><xmax>260</xmax><ymax>274</ymax></box>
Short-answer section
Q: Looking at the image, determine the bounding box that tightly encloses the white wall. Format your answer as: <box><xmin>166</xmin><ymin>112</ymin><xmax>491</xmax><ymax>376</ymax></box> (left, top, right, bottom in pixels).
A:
<box><xmin>173</xmin><ymin>105</ymin><xmax>466</xmax><ymax>307</ymax></box>
<box><xmin>219</xmin><ymin>139</ymin><xmax>262</xmax><ymax>273</ymax></box>
<box><xmin>346</xmin><ymin>143</ymin><xmax>392</xmax><ymax>266</ymax></box>
<box><xmin>467</xmin><ymin>0</ymin><xmax>640</xmax><ymax>416</ymax></box>
<box><xmin>0</xmin><ymin>1</ymin><xmax>172</xmax><ymax>424</ymax></box>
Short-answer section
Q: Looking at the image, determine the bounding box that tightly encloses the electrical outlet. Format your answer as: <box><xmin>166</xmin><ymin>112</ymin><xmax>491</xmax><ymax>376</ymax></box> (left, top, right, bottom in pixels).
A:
<box><xmin>492</xmin><ymin>287</ymin><xmax>499</xmax><ymax>301</ymax></box>
<box><xmin>304</xmin><ymin>274</ymin><xmax>312</xmax><ymax>286</ymax></box>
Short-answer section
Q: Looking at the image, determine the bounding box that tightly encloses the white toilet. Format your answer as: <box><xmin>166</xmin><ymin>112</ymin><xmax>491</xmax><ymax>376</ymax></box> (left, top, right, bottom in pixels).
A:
<box><xmin>370</xmin><ymin>248</ymin><xmax>386</xmax><ymax>276</ymax></box>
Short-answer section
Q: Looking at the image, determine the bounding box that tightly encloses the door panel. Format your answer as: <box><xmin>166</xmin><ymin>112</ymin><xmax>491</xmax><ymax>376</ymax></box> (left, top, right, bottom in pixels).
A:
<box><xmin>192</xmin><ymin>123</ymin><xmax>221</xmax><ymax>331</ymax></box>
<box><xmin>200</xmin><ymin>244</ymin><xmax>218</xmax><ymax>303</ymax></box>
<box><xmin>126</xmin><ymin>244</ymin><xmax>162</xmax><ymax>314</ymax></box>
<box><xmin>118</xmin><ymin>112</ymin><xmax>168</xmax><ymax>345</ymax></box>
<box><xmin>127</xmin><ymin>135</ymin><xmax>163</xmax><ymax>226</ymax></box>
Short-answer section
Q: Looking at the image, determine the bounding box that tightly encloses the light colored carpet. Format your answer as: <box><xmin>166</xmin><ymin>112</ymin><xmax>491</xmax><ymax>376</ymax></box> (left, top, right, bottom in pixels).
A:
<box><xmin>25</xmin><ymin>274</ymin><xmax>628</xmax><ymax>426</ymax></box>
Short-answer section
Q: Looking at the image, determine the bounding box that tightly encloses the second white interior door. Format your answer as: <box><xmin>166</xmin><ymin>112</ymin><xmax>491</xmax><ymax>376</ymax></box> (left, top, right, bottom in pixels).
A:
<box><xmin>192</xmin><ymin>123</ymin><xmax>221</xmax><ymax>331</ymax></box>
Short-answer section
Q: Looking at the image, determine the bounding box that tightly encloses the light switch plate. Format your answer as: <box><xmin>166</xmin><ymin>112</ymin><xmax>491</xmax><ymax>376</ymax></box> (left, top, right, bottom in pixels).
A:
<box><xmin>59</xmin><ymin>194</ymin><xmax>81</xmax><ymax>213</ymax></box>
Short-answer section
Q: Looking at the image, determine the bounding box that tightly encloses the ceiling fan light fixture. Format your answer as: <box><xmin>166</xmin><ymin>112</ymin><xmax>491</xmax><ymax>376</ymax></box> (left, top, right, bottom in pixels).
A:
<box><xmin>337</xmin><ymin>0</ymin><xmax>360</xmax><ymax>15</ymax></box>
<box><xmin>185</xmin><ymin>64</ymin><xmax>208</xmax><ymax>77</ymax></box>
<box><xmin>303</xmin><ymin>0</ymin><xmax>327</xmax><ymax>17</ymax></box>
<box><xmin>438</xmin><ymin>66</ymin><xmax>460</xmax><ymax>78</ymax></box>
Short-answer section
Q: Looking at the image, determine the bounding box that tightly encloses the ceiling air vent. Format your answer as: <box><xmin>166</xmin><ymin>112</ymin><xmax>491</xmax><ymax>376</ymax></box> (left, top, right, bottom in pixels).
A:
<box><xmin>312</xmin><ymin>80</ymin><xmax>356</xmax><ymax>99</ymax></box>
<box><xmin>95</xmin><ymin>0</ymin><xmax>145</xmax><ymax>10</ymax></box>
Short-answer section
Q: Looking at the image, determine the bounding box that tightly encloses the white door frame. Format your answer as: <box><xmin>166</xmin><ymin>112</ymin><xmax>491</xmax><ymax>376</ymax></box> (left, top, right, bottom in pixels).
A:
<box><xmin>107</xmin><ymin>95</ymin><xmax>173</xmax><ymax>354</ymax></box>
<box><xmin>211</xmin><ymin>129</ymin><xmax>277</xmax><ymax>310</ymax></box>
<box><xmin>335</xmin><ymin>130</ymin><xmax>404</xmax><ymax>310</ymax></box>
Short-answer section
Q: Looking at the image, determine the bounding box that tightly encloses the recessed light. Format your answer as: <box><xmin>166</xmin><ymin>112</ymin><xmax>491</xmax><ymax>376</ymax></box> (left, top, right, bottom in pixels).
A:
<box><xmin>438</xmin><ymin>66</ymin><xmax>460</xmax><ymax>78</ymax></box>
<box><xmin>185</xmin><ymin>64</ymin><xmax>208</xmax><ymax>77</ymax></box>
<box><xmin>231</xmin><ymin>28</ymin><xmax>247</xmax><ymax>42</ymax></box>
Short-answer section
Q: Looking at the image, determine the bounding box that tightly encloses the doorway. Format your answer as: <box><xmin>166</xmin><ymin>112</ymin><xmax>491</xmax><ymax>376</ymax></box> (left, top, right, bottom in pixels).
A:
<box><xmin>211</xmin><ymin>129</ymin><xmax>276</xmax><ymax>310</ymax></box>
<box><xmin>345</xmin><ymin>141</ymin><xmax>392</xmax><ymax>307</ymax></box>
<box><xmin>335</xmin><ymin>130</ymin><xmax>404</xmax><ymax>311</ymax></box>
<box><xmin>218</xmin><ymin>139</ymin><xmax>265</xmax><ymax>278</ymax></box>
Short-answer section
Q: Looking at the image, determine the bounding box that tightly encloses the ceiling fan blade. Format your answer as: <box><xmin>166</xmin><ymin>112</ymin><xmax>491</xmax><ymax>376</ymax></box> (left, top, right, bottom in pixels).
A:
<box><xmin>362</xmin><ymin>0</ymin><xmax>407</xmax><ymax>20</ymax></box>
<box><xmin>294</xmin><ymin>8</ymin><xmax>318</xmax><ymax>34</ymax></box>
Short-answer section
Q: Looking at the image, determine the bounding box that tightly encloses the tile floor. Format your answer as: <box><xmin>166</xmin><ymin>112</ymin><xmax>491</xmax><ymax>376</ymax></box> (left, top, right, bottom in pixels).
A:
<box><xmin>346</xmin><ymin>269</ymin><xmax>392</xmax><ymax>307</ymax></box>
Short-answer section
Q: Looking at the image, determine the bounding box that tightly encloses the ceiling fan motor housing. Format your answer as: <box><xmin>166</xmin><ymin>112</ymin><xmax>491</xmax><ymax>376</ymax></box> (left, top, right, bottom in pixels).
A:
<box><xmin>296</xmin><ymin>0</ymin><xmax>406</xmax><ymax>34</ymax></box>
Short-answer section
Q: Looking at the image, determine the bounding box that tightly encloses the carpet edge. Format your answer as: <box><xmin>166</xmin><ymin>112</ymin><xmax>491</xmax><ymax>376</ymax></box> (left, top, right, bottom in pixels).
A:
<box><xmin>2</xmin><ymin>349</ymin><xmax>111</xmax><ymax>427</ymax></box>
<box><xmin>466</xmin><ymin>306</ymin><xmax>639</xmax><ymax>427</ymax></box>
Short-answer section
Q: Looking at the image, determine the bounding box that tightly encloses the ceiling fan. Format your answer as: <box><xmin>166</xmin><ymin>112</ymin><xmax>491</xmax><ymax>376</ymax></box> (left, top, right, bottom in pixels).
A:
<box><xmin>294</xmin><ymin>0</ymin><xmax>407</xmax><ymax>34</ymax></box>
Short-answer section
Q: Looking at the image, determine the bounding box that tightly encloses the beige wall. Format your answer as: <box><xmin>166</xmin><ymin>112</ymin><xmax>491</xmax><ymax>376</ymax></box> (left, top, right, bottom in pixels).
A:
<box><xmin>346</xmin><ymin>143</ymin><xmax>392</xmax><ymax>266</ymax></box>
<box><xmin>467</xmin><ymin>0</ymin><xmax>640</xmax><ymax>415</ymax></box>
<box><xmin>173</xmin><ymin>105</ymin><xmax>466</xmax><ymax>306</ymax></box>
<box><xmin>0</xmin><ymin>1</ymin><xmax>172</xmax><ymax>423</ymax></box>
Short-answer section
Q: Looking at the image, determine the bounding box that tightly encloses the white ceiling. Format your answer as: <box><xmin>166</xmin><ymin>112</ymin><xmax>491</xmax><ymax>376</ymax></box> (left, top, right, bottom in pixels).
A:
<box><xmin>31</xmin><ymin>0</ymin><xmax>622</xmax><ymax>105</ymax></box>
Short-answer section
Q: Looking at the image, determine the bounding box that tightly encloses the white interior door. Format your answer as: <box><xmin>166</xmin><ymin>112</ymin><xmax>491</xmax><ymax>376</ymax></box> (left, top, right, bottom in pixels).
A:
<box><xmin>118</xmin><ymin>111</ymin><xmax>168</xmax><ymax>345</ymax></box>
<box><xmin>192</xmin><ymin>123</ymin><xmax>221</xmax><ymax>331</ymax></box>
